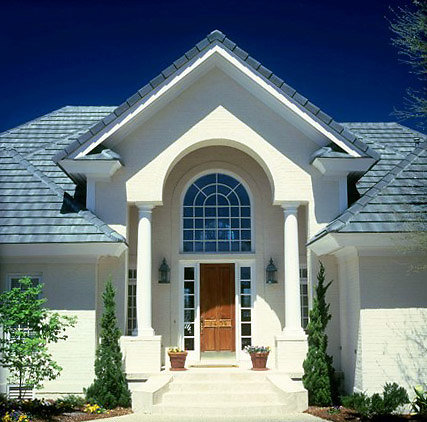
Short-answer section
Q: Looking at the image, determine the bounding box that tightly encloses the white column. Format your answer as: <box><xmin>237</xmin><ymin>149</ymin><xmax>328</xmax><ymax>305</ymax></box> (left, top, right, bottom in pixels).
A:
<box><xmin>282</xmin><ymin>205</ymin><xmax>304</xmax><ymax>334</ymax></box>
<box><xmin>275</xmin><ymin>202</ymin><xmax>307</xmax><ymax>374</ymax></box>
<box><xmin>136</xmin><ymin>204</ymin><xmax>154</xmax><ymax>336</ymax></box>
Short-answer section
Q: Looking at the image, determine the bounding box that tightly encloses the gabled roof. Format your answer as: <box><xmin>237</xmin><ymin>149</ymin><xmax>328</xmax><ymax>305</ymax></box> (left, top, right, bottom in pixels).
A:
<box><xmin>309</xmin><ymin>142</ymin><xmax>427</xmax><ymax>243</ymax></box>
<box><xmin>0</xmin><ymin>148</ymin><xmax>124</xmax><ymax>244</ymax></box>
<box><xmin>0</xmin><ymin>106</ymin><xmax>124</xmax><ymax>244</ymax></box>
<box><xmin>53</xmin><ymin>30</ymin><xmax>380</xmax><ymax>163</ymax></box>
<box><xmin>342</xmin><ymin>122</ymin><xmax>426</xmax><ymax>194</ymax></box>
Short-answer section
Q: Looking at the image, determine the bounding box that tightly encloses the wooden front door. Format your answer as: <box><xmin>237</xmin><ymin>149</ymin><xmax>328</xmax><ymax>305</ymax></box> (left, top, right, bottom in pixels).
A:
<box><xmin>200</xmin><ymin>264</ymin><xmax>235</xmax><ymax>352</ymax></box>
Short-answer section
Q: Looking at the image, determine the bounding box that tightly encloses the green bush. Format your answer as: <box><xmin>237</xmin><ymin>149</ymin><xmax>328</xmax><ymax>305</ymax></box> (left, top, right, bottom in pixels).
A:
<box><xmin>85</xmin><ymin>279</ymin><xmax>131</xmax><ymax>409</ymax></box>
<box><xmin>15</xmin><ymin>398</ymin><xmax>62</xmax><ymax>419</ymax></box>
<box><xmin>341</xmin><ymin>383</ymin><xmax>409</xmax><ymax>419</ymax></box>
<box><xmin>56</xmin><ymin>394</ymin><xmax>85</xmax><ymax>411</ymax></box>
<box><xmin>411</xmin><ymin>385</ymin><xmax>427</xmax><ymax>416</ymax></box>
<box><xmin>302</xmin><ymin>262</ymin><xmax>337</xmax><ymax>406</ymax></box>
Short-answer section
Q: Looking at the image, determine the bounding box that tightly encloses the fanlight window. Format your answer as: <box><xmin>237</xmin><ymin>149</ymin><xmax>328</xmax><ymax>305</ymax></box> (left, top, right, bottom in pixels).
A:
<box><xmin>183</xmin><ymin>173</ymin><xmax>252</xmax><ymax>253</ymax></box>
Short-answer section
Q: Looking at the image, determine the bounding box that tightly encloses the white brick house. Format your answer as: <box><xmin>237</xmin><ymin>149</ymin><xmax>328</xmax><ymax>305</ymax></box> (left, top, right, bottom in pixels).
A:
<box><xmin>0</xmin><ymin>30</ymin><xmax>425</xmax><ymax>409</ymax></box>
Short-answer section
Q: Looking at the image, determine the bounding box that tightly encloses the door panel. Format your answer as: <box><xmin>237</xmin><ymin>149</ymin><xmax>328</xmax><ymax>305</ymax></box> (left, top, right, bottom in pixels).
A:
<box><xmin>200</xmin><ymin>264</ymin><xmax>235</xmax><ymax>352</ymax></box>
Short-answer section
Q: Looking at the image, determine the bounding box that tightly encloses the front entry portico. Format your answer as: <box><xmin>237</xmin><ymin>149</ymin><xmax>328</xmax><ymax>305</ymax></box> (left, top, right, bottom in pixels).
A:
<box><xmin>200</xmin><ymin>263</ymin><xmax>236</xmax><ymax>353</ymax></box>
<box><xmin>121</xmin><ymin>150</ymin><xmax>308</xmax><ymax>375</ymax></box>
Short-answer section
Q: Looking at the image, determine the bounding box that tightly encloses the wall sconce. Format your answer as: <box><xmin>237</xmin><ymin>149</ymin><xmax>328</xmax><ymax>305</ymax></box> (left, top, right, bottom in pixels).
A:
<box><xmin>266</xmin><ymin>258</ymin><xmax>278</xmax><ymax>284</ymax></box>
<box><xmin>158</xmin><ymin>258</ymin><xmax>170</xmax><ymax>284</ymax></box>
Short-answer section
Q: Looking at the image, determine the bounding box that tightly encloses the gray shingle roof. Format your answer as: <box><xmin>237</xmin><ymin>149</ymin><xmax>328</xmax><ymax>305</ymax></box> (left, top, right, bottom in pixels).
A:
<box><xmin>342</xmin><ymin>122</ymin><xmax>426</xmax><ymax>194</ymax></box>
<box><xmin>0</xmin><ymin>106</ymin><xmax>116</xmax><ymax>193</ymax></box>
<box><xmin>0</xmin><ymin>106</ymin><xmax>124</xmax><ymax>244</ymax></box>
<box><xmin>1</xmin><ymin>31</ymin><xmax>426</xmax><ymax>247</ymax></box>
<box><xmin>53</xmin><ymin>30</ymin><xmax>380</xmax><ymax>163</ymax></box>
<box><xmin>309</xmin><ymin>142</ymin><xmax>427</xmax><ymax>243</ymax></box>
<box><xmin>0</xmin><ymin>148</ymin><xmax>124</xmax><ymax>243</ymax></box>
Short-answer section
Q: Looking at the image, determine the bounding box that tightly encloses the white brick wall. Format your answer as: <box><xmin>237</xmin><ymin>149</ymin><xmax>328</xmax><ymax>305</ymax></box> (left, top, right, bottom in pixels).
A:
<box><xmin>38</xmin><ymin>310</ymin><xmax>96</xmax><ymax>397</ymax></box>
<box><xmin>0</xmin><ymin>262</ymin><xmax>97</xmax><ymax>396</ymax></box>
<box><xmin>337</xmin><ymin>249</ymin><xmax>363</xmax><ymax>393</ymax></box>
<box><xmin>359</xmin><ymin>255</ymin><xmax>427</xmax><ymax>394</ymax></box>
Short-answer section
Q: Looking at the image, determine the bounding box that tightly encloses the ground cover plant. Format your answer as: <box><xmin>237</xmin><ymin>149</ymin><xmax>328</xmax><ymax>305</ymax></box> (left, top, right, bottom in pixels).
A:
<box><xmin>306</xmin><ymin>382</ymin><xmax>426</xmax><ymax>422</ymax></box>
<box><xmin>0</xmin><ymin>394</ymin><xmax>131</xmax><ymax>422</ymax></box>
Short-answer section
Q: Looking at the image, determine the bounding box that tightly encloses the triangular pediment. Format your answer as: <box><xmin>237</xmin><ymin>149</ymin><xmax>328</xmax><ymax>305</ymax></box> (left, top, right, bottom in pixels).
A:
<box><xmin>54</xmin><ymin>30</ymin><xmax>379</xmax><ymax>163</ymax></box>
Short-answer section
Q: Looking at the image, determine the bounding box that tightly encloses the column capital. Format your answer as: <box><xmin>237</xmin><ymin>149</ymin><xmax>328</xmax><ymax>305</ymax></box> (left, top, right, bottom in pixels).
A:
<box><xmin>280</xmin><ymin>201</ymin><xmax>302</xmax><ymax>214</ymax></box>
<box><xmin>136</xmin><ymin>203</ymin><xmax>155</xmax><ymax>218</ymax></box>
<box><xmin>135</xmin><ymin>202</ymin><xmax>156</xmax><ymax>211</ymax></box>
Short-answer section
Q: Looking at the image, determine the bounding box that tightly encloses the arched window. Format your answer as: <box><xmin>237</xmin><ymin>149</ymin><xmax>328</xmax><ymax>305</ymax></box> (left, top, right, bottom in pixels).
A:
<box><xmin>182</xmin><ymin>173</ymin><xmax>252</xmax><ymax>253</ymax></box>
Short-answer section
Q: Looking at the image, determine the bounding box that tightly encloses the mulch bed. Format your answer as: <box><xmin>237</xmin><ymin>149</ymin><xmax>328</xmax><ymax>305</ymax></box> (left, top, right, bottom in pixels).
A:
<box><xmin>305</xmin><ymin>406</ymin><xmax>426</xmax><ymax>422</ymax></box>
<box><xmin>33</xmin><ymin>407</ymin><xmax>132</xmax><ymax>422</ymax></box>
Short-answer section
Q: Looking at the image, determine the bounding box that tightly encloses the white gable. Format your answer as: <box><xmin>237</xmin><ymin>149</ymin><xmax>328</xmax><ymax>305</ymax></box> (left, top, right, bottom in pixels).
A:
<box><xmin>68</xmin><ymin>44</ymin><xmax>365</xmax><ymax>160</ymax></box>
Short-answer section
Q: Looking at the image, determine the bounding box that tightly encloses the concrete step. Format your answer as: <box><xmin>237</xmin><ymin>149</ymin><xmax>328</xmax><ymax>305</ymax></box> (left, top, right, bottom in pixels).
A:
<box><xmin>151</xmin><ymin>403</ymin><xmax>296</xmax><ymax>417</ymax></box>
<box><xmin>131</xmin><ymin>372</ymin><xmax>308</xmax><ymax>415</ymax></box>
<box><xmin>159</xmin><ymin>391</ymin><xmax>284</xmax><ymax>405</ymax></box>
<box><xmin>169</xmin><ymin>372</ymin><xmax>268</xmax><ymax>382</ymax></box>
<box><xmin>166</xmin><ymin>380</ymin><xmax>275</xmax><ymax>393</ymax></box>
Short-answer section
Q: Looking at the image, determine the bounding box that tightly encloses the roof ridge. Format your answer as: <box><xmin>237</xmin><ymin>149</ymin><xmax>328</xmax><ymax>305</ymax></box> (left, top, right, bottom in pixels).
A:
<box><xmin>53</xmin><ymin>29</ymin><xmax>380</xmax><ymax>163</ymax></box>
<box><xmin>310</xmin><ymin>142</ymin><xmax>427</xmax><ymax>241</ymax></box>
<box><xmin>5</xmin><ymin>147</ymin><xmax>125</xmax><ymax>243</ymax></box>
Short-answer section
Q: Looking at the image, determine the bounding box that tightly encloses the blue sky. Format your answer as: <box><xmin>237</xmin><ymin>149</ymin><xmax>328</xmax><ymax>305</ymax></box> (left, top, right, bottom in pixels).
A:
<box><xmin>0</xmin><ymin>0</ymin><xmax>422</xmax><ymax>132</ymax></box>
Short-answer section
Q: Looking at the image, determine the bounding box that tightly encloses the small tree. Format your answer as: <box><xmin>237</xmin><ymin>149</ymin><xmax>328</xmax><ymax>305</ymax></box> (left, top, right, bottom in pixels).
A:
<box><xmin>302</xmin><ymin>262</ymin><xmax>336</xmax><ymax>406</ymax></box>
<box><xmin>0</xmin><ymin>277</ymin><xmax>76</xmax><ymax>399</ymax></box>
<box><xmin>85</xmin><ymin>279</ymin><xmax>131</xmax><ymax>408</ymax></box>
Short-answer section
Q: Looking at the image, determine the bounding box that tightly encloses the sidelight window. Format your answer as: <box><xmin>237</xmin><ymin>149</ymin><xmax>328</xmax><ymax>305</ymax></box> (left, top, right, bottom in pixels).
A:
<box><xmin>182</xmin><ymin>173</ymin><xmax>252</xmax><ymax>253</ymax></box>
<box><xmin>127</xmin><ymin>269</ymin><xmax>137</xmax><ymax>335</ymax></box>
<box><xmin>240</xmin><ymin>266</ymin><xmax>252</xmax><ymax>349</ymax></box>
<box><xmin>300</xmin><ymin>266</ymin><xmax>309</xmax><ymax>329</ymax></box>
<box><xmin>183</xmin><ymin>266</ymin><xmax>196</xmax><ymax>350</ymax></box>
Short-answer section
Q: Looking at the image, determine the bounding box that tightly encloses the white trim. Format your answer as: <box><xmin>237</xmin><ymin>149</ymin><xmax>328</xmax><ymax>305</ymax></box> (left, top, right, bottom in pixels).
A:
<box><xmin>86</xmin><ymin>177</ymin><xmax>96</xmax><ymax>213</ymax></box>
<box><xmin>0</xmin><ymin>243</ymin><xmax>126</xmax><ymax>262</ymax></box>
<box><xmin>180</xmin><ymin>170</ymin><xmax>255</xmax><ymax>254</ymax></box>
<box><xmin>71</xmin><ymin>44</ymin><xmax>364</xmax><ymax>160</ymax></box>
<box><xmin>308</xmin><ymin>232</ymin><xmax>426</xmax><ymax>256</ymax></box>
<box><xmin>311</xmin><ymin>157</ymin><xmax>375</xmax><ymax>176</ymax></box>
<box><xmin>339</xmin><ymin>177</ymin><xmax>348</xmax><ymax>213</ymax></box>
<box><xmin>59</xmin><ymin>159</ymin><xmax>122</xmax><ymax>180</ymax></box>
<box><xmin>179</xmin><ymin>259</ymin><xmax>256</xmax><ymax>363</ymax></box>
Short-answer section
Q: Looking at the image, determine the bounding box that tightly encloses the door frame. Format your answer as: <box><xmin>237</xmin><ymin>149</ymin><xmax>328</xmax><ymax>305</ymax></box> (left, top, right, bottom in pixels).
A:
<box><xmin>178</xmin><ymin>259</ymin><xmax>256</xmax><ymax>363</ymax></box>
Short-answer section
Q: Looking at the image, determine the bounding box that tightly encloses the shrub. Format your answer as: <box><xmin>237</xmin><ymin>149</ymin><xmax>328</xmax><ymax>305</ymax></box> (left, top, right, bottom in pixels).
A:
<box><xmin>302</xmin><ymin>262</ymin><xmax>337</xmax><ymax>406</ymax></box>
<box><xmin>56</xmin><ymin>394</ymin><xmax>85</xmax><ymax>411</ymax></box>
<box><xmin>341</xmin><ymin>383</ymin><xmax>409</xmax><ymax>419</ymax></box>
<box><xmin>85</xmin><ymin>279</ymin><xmax>131</xmax><ymax>409</ymax></box>
<box><xmin>411</xmin><ymin>385</ymin><xmax>427</xmax><ymax>416</ymax></box>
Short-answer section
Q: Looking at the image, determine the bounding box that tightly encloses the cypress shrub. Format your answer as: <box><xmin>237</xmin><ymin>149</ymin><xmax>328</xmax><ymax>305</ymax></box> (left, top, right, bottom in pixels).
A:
<box><xmin>86</xmin><ymin>279</ymin><xmax>131</xmax><ymax>408</ymax></box>
<box><xmin>302</xmin><ymin>262</ymin><xmax>337</xmax><ymax>406</ymax></box>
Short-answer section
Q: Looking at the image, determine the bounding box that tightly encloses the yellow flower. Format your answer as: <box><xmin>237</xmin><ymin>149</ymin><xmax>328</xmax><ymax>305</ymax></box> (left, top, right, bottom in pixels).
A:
<box><xmin>2</xmin><ymin>412</ymin><xmax>12</xmax><ymax>422</ymax></box>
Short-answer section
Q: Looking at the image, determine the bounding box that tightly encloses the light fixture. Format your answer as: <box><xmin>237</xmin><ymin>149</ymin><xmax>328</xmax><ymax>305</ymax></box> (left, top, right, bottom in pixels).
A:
<box><xmin>266</xmin><ymin>258</ymin><xmax>278</xmax><ymax>284</ymax></box>
<box><xmin>158</xmin><ymin>258</ymin><xmax>170</xmax><ymax>284</ymax></box>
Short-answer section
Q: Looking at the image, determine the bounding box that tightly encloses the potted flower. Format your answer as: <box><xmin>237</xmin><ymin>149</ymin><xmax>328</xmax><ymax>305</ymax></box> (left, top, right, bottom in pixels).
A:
<box><xmin>168</xmin><ymin>347</ymin><xmax>188</xmax><ymax>371</ymax></box>
<box><xmin>245</xmin><ymin>345</ymin><xmax>271</xmax><ymax>371</ymax></box>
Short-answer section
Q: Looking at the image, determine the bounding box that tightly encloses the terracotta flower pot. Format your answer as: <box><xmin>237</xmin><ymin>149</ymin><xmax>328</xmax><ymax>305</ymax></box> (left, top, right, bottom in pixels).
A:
<box><xmin>250</xmin><ymin>352</ymin><xmax>269</xmax><ymax>371</ymax></box>
<box><xmin>168</xmin><ymin>351</ymin><xmax>188</xmax><ymax>371</ymax></box>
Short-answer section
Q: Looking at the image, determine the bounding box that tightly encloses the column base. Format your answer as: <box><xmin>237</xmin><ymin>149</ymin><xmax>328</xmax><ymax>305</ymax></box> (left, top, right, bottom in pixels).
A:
<box><xmin>120</xmin><ymin>335</ymin><xmax>162</xmax><ymax>375</ymax></box>
<box><xmin>275</xmin><ymin>329</ymin><xmax>308</xmax><ymax>376</ymax></box>
<box><xmin>134</xmin><ymin>327</ymin><xmax>155</xmax><ymax>336</ymax></box>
